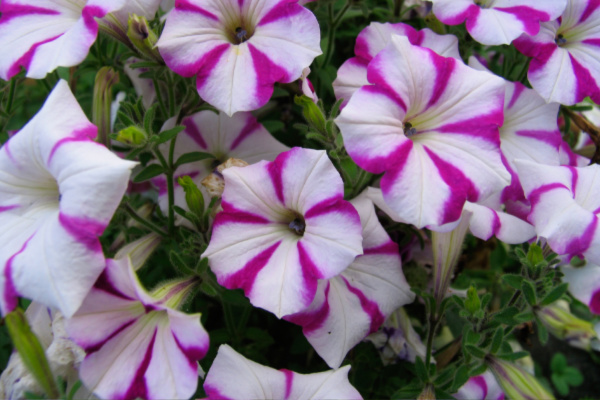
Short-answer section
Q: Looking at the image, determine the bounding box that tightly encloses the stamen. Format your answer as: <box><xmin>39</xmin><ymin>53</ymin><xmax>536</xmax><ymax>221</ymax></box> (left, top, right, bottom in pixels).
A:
<box><xmin>404</xmin><ymin>122</ymin><xmax>418</xmax><ymax>137</ymax></box>
<box><xmin>555</xmin><ymin>34</ymin><xmax>567</xmax><ymax>45</ymax></box>
<box><xmin>235</xmin><ymin>27</ymin><xmax>248</xmax><ymax>43</ymax></box>
<box><xmin>289</xmin><ymin>217</ymin><xmax>305</xmax><ymax>236</ymax></box>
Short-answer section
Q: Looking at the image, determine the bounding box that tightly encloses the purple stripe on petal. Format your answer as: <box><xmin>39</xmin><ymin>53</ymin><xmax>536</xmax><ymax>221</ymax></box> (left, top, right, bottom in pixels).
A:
<box><xmin>182</xmin><ymin>117</ymin><xmax>208</xmax><ymax>149</ymax></box>
<box><xmin>174</xmin><ymin>0</ymin><xmax>219</xmax><ymax>20</ymax></box>
<box><xmin>83</xmin><ymin>319</ymin><xmax>136</xmax><ymax>354</ymax></box>
<box><xmin>590</xmin><ymin>289</ymin><xmax>600</xmax><ymax>314</ymax></box>
<box><xmin>583</xmin><ymin>39</ymin><xmax>600</xmax><ymax>47</ymax></box>
<box><xmin>183</xmin><ymin>43</ymin><xmax>230</xmax><ymax>81</ymax></box>
<box><xmin>297</xmin><ymin>240</ymin><xmax>324</xmax><ymax>280</ymax></box>
<box><xmin>527</xmin><ymin>183</ymin><xmax>568</xmax><ymax>208</ymax></box>
<box><xmin>204</xmin><ymin>385</ymin><xmax>234</xmax><ymax>400</ymax></box>
<box><xmin>122</xmin><ymin>328</ymin><xmax>157</xmax><ymax>400</ymax></box>
<box><xmin>304</xmin><ymin>196</ymin><xmax>351</xmax><ymax>219</ymax></box>
<box><xmin>363</xmin><ymin>241</ymin><xmax>398</xmax><ymax>255</ymax></box>
<box><xmin>425</xmin><ymin>147</ymin><xmax>478</xmax><ymax>222</ymax></box>
<box><xmin>579</xmin><ymin>0</ymin><xmax>600</xmax><ymax>23</ymax></box>
<box><xmin>0</xmin><ymin>4</ymin><xmax>59</xmax><ymax>24</ymax></box>
<box><xmin>471</xmin><ymin>375</ymin><xmax>489</xmax><ymax>399</ymax></box>
<box><xmin>436</xmin><ymin>112</ymin><xmax>503</xmax><ymax>143</ymax></box>
<box><xmin>507</xmin><ymin>83</ymin><xmax>526</xmax><ymax>109</ymax></box>
<box><xmin>364</xmin><ymin>71</ymin><xmax>407</xmax><ymax>111</ymax></box>
<box><xmin>494</xmin><ymin>6</ymin><xmax>550</xmax><ymax>35</ymax></box>
<box><xmin>281</xmin><ymin>369</ymin><xmax>294</xmax><ymax>399</ymax></box>
<box><xmin>81</xmin><ymin>5</ymin><xmax>106</xmax><ymax>32</ymax></box>
<box><xmin>214</xmin><ymin>202</ymin><xmax>271</xmax><ymax>226</ymax></box>
<box><xmin>95</xmin><ymin>269</ymin><xmax>134</xmax><ymax>300</ymax></box>
<box><xmin>248</xmin><ymin>43</ymin><xmax>291</xmax><ymax>106</ymax></box>
<box><xmin>440</xmin><ymin>4</ymin><xmax>478</xmax><ymax>25</ymax></box>
<box><xmin>58</xmin><ymin>213</ymin><xmax>105</xmax><ymax>252</ymax></box>
<box><xmin>565</xmin><ymin>217</ymin><xmax>597</xmax><ymax>258</ymax></box>
<box><xmin>491</xmin><ymin>209</ymin><xmax>501</xmax><ymax>236</ymax></box>
<box><xmin>568</xmin><ymin>166</ymin><xmax>578</xmax><ymax>194</ymax></box>
<box><xmin>341</xmin><ymin>276</ymin><xmax>385</xmax><ymax>334</ymax></box>
<box><xmin>48</xmin><ymin>125</ymin><xmax>98</xmax><ymax>163</ymax></box>
<box><xmin>268</xmin><ymin>152</ymin><xmax>290</xmax><ymax>204</ymax></box>
<box><xmin>230</xmin><ymin>115</ymin><xmax>261</xmax><ymax>150</ymax></box>
<box><xmin>172</xmin><ymin>332</ymin><xmax>208</xmax><ymax>369</ymax></box>
<box><xmin>7</xmin><ymin>35</ymin><xmax>62</xmax><ymax>80</ymax></box>
<box><xmin>0</xmin><ymin>205</ymin><xmax>18</xmax><ymax>213</ymax></box>
<box><xmin>354</xmin><ymin>35</ymin><xmax>371</xmax><ymax>62</ymax></box>
<box><xmin>220</xmin><ymin>241</ymin><xmax>280</xmax><ymax>293</ymax></box>
<box><xmin>570</xmin><ymin>53</ymin><xmax>600</xmax><ymax>104</ymax></box>
<box><xmin>284</xmin><ymin>282</ymin><xmax>331</xmax><ymax>333</ymax></box>
<box><xmin>515</xmin><ymin>129</ymin><xmax>561</xmax><ymax>148</ymax></box>
<box><xmin>3</xmin><ymin>236</ymin><xmax>32</xmax><ymax>314</ymax></box>
<box><xmin>427</xmin><ymin>55</ymin><xmax>454</xmax><ymax>109</ymax></box>
<box><xmin>593</xmin><ymin>206</ymin><xmax>600</xmax><ymax>215</ymax></box>
<box><xmin>258</xmin><ymin>1</ymin><xmax>303</xmax><ymax>26</ymax></box>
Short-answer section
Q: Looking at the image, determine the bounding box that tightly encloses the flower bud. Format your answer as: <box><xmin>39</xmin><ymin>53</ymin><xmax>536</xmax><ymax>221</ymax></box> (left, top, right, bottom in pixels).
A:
<box><xmin>115</xmin><ymin>125</ymin><xmax>148</xmax><ymax>147</ymax></box>
<box><xmin>537</xmin><ymin>300</ymin><xmax>597</xmax><ymax>350</ymax></box>
<box><xmin>294</xmin><ymin>94</ymin><xmax>326</xmax><ymax>134</ymax></box>
<box><xmin>150</xmin><ymin>276</ymin><xmax>198</xmax><ymax>310</ymax></box>
<box><xmin>93</xmin><ymin>67</ymin><xmax>119</xmax><ymax>147</ymax></box>
<box><xmin>127</xmin><ymin>14</ymin><xmax>162</xmax><ymax>62</ymax></box>
<box><xmin>179</xmin><ymin>175</ymin><xmax>205</xmax><ymax>219</ymax></box>
<box><xmin>488</xmin><ymin>357</ymin><xmax>555</xmax><ymax>400</ymax></box>
<box><xmin>114</xmin><ymin>233</ymin><xmax>162</xmax><ymax>271</ymax></box>
<box><xmin>201</xmin><ymin>158</ymin><xmax>249</xmax><ymax>198</ymax></box>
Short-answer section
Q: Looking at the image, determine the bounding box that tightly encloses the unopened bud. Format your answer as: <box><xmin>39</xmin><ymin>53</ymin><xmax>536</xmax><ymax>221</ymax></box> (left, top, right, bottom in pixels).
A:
<box><xmin>127</xmin><ymin>14</ymin><xmax>162</xmax><ymax>62</ymax></box>
<box><xmin>295</xmin><ymin>94</ymin><xmax>326</xmax><ymax>133</ymax></box>
<box><xmin>179</xmin><ymin>176</ymin><xmax>205</xmax><ymax>219</ymax></box>
<box><xmin>488</xmin><ymin>357</ymin><xmax>554</xmax><ymax>400</ymax></box>
<box><xmin>93</xmin><ymin>67</ymin><xmax>119</xmax><ymax>148</ymax></box>
<box><xmin>202</xmin><ymin>158</ymin><xmax>249</xmax><ymax>198</ymax></box>
<box><xmin>116</xmin><ymin>126</ymin><xmax>148</xmax><ymax>147</ymax></box>
<box><xmin>115</xmin><ymin>233</ymin><xmax>162</xmax><ymax>271</ymax></box>
<box><xmin>151</xmin><ymin>277</ymin><xmax>198</xmax><ymax>309</ymax></box>
<box><xmin>537</xmin><ymin>300</ymin><xmax>597</xmax><ymax>350</ymax></box>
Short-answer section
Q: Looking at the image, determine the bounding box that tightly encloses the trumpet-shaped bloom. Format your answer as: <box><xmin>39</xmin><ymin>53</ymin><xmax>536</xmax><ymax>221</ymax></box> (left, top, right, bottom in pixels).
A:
<box><xmin>285</xmin><ymin>194</ymin><xmax>414</xmax><ymax>368</ymax></box>
<box><xmin>153</xmin><ymin>110</ymin><xmax>288</xmax><ymax>220</ymax></box>
<box><xmin>515</xmin><ymin>160</ymin><xmax>600</xmax><ymax>263</ymax></box>
<box><xmin>66</xmin><ymin>257</ymin><xmax>209</xmax><ymax>400</ymax></box>
<box><xmin>514</xmin><ymin>0</ymin><xmax>600</xmax><ymax>105</ymax></box>
<box><xmin>333</xmin><ymin>22</ymin><xmax>460</xmax><ymax>107</ymax></box>
<box><xmin>157</xmin><ymin>0</ymin><xmax>321</xmax><ymax>115</ymax></box>
<box><xmin>336</xmin><ymin>35</ymin><xmax>509</xmax><ymax>229</ymax></box>
<box><xmin>431</xmin><ymin>0</ymin><xmax>567</xmax><ymax>45</ymax></box>
<box><xmin>537</xmin><ymin>300</ymin><xmax>597</xmax><ymax>350</ymax></box>
<box><xmin>203</xmin><ymin>345</ymin><xmax>362</xmax><ymax>400</ymax></box>
<box><xmin>454</xmin><ymin>371</ymin><xmax>504</xmax><ymax>400</ymax></box>
<box><xmin>0</xmin><ymin>80</ymin><xmax>135</xmax><ymax>317</ymax></box>
<box><xmin>0</xmin><ymin>0</ymin><xmax>126</xmax><ymax>80</ymax></box>
<box><xmin>203</xmin><ymin>147</ymin><xmax>363</xmax><ymax>318</ymax></box>
<box><xmin>562</xmin><ymin>264</ymin><xmax>600</xmax><ymax>314</ymax></box>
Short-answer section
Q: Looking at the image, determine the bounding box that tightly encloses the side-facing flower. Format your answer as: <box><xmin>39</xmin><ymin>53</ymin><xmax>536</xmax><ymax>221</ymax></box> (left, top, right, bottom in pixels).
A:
<box><xmin>336</xmin><ymin>35</ymin><xmax>509</xmax><ymax>229</ymax></box>
<box><xmin>488</xmin><ymin>357</ymin><xmax>555</xmax><ymax>400</ymax></box>
<box><xmin>454</xmin><ymin>370</ymin><xmax>504</xmax><ymax>400</ymax></box>
<box><xmin>0</xmin><ymin>0</ymin><xmax>126</xmax><ymax>80</ymax></box>
<box><xmin>157</xmin><ymin>0</ymin><xmax>322</xmax><ymax>115</ymax></box>
<box><xmin>431</xmin><ymin>0</ymin><xmax>567</xmax><ymax>45</ymax></box>
<box><xmin>333</xmin><ymin>22</ymin><xmax>460</xmax><ymax>107</ymax></box>
<box><xmin>515</xmin><ymin>160</ymin><xmax>600</xmax><ymax>263</ymax></box>
<box><xmin>562</xmin><ymin>263</ymin><xmax>600</xmax><ymax>314</ymax></box>
<box><xmin>285</xmin><ymin>193</ymin><xmax>414</xmax><ymax>368</ymax></box>
<box><xmin>536</xmin><ymin>300</ymin><xmax>597</xmax><ymax>350</ymax></box>
<box><xmin>514</xmin><ymin>0</ymin><xmax>600</xmax><ymax>105</ymax></box>
<box><xmin>66</xmin><ymin>257</ymin><xmax>209</xmax><ymax>400</ymax></box>
<box><xmin>0</xmin><ymin>80</ymin><xmax>136</xmax><ymax>317</ymax></box>
<box><xmin>203</xmin><ymin>147</ymin><xmax>363</xmax><ymax>318</ymax></box>
<box><xmin>203</xmin><ymin>345</ymin><xmax>362</xmax><ymax>400</ymax></box>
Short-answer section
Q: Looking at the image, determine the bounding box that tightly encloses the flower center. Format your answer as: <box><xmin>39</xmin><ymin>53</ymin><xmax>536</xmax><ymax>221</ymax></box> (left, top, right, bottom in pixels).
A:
<box><xmin>404</xmin><ymin>122</ymin><xmax>418</xmax><ymax>138</ymax></box>
<box><xmin>288</xmin><ymin>215</ymin><xmax>306</xmax><ymax>236</ymax></box>
<box><xmin>555</xmin><ymin>34</ymin><xmax>567</xmax><ymax>46</ymax></box>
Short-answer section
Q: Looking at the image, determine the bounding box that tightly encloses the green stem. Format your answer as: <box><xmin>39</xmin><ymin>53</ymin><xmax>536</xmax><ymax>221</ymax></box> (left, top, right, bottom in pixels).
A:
<box><xmin>167</xmin><ymin>135</ymin><xmax>178</xmax><ymax>234</ymax></box>
<box><xmin>122</xmin><ymin>203</ymin><xmax>168</xmax><ymax>237</ymax></box>
<box><xmin>507</xmin><ymin>289</ymin><xmax>522</xmax><ymax>307</ymax></box>
<box><xmin>322</xmin><ymin>1</ymin><xmax>351</xmax><ymax>68</ymax></box>
<box><xmin>152</xmin><ymin>77</ymin><xmax>168</xmax><ymax>118</ymax></box>
<box><xmin>166</xmin><ymin>72</ymin><xmax>176</xmax><ymax>117</ymax></box>
<box><xmin>425</xmin><ymin>314</ymin><xmax>439</xmax><ymax>368</ymax></box>
<box><xmin>6</xmin><ymin>78</ymin><xmax>17</xmax><ymax>115</ymax></box>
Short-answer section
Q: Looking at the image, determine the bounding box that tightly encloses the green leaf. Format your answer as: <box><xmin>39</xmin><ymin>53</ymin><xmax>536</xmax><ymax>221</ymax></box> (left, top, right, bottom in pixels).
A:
<box><xmin>537</xmin><ymin>318</ymin><xmax>549</xmax><ymax>345</ymax></box>
<box><xmin>562</xmin><ymin>367</ymin><xmax>584</xmax><ymax>386</ymax></box>
<box><xmin>551</xmin><ymin>353</ymin><xmax>567</xmax><ymax>373</ymax></box>
<box><xmin>196</xmin><ymin>257</ymin><xmax>209</xmax><ymax>274</ymax></box>
<box><xmin>154</xmin><ymin>125</ymin><xmax>185</xmax><ymax>144</ymax></box>
<box><xmin>175</xmin><ymin>151</ymin><xmax>214</xmax><ymax>169</ymax></box>
<box><xmin>502</xmin><ymin>274</ymin><xmax>523</xmax><ymax>290</ymax></box>
<box><xmin>464</xmin><ymin>328</ymin><xmax>482</xmax><ymax>346</ymax></box>
<box><xmin>169</xmin><ymin>250</ymin><xmax>195</xmax><ymax>275</ymax></box>
<box><xmin>465</xmin><ymin>345</ymin><xmax>487</xmax><ymax>359</ymax></box>
<box><xmin>540</xmin><ymin>282</ymin><xmax>569</xmax><ymax>306</ymax></box>
<box><xmin>451</xmin><ymin>365</ymin><xmax>470</xmax><ymax>392</ymax></box>
<box><xmin>514</xmin><ymin>311</ymin><xmax>535</xmax><ymax>323</ymax></box>
<box><xmin>493</xmin><ymin>306</ymin><xmax>519</xmax><ymax>325</ymax></box>
<box><xmin>414</xmin><ymin>356</ymin><xmax>429</xmax><ymax>381</ymax></box>
<box><xmin>551</xmin><ymin>373</ymin><xmax>569</xmax><ymax>396</ymax></box>
<box><xmin>5</xmin><ymin>309</ymin><xmax>60</xmax><ymax>398</ymax></box>
<box><xmin>527</xmin><ymin>243</ymin><xmax>544</xmax><ymax>266</ymax></box>
<box><xmin>143</xmin><ymin>103</ymin><xmax>157</xmax><ymax>134</ymax></box>
<box><xmin>133</xmin><ymin>164</ymin><xmax>164</xmax><ymax>182</ymax></box>
<box><xmin>200</xmin><ymin>281</ymin><xmax>218</xmax><ymax>297</ymax></box>
<box><xmin>521</xmin><ymin>280</ymin><xmax>537</xmax><ymax>305</ymax></box>
<box><xmin>490</xmin><ymin>327</ymin><xmax>504</xmax><ymax>354</ymax></box>
<box><xmin>469</xmin><ymin>363</ymin><xmax>488</xmax><ymax>377</ymax></box>
<box><xmin>497</xmin><ymin>351</ymin><xmax>529</xmax><ymax>361</ymax></box>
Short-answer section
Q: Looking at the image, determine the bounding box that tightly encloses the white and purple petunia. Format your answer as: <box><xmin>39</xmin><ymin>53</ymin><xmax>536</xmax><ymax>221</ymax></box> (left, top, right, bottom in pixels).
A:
<box><xmin>157</xmin><ymin>0</ymin><xmax>322</xmax><ymax>115</ymax></box>
<box><xmin>0</xmin><ymin>0</ymin><xmax>126</xmax><ymax>80</ymax></box>
<box><xmin>514</xmin><ymin>0</ymin><xmax>600</xmax><ymax>105</ymax></box>
<box><xmin>285</xmin><ymin>193</ymin><xmax>414</xmax><ymax>368</ymax></box>
<box><xmin>562</xmin><ymin>263</ymin><xmax>600</xmax><ymax>315</ymax></box>
<box><xmin>516</xmin><ymin>160</ymin><xmax>600</xmax><ymax>264</ymax></box>
<box><xmin>0</xmin><ymin>80</ymin><xmax>135</xmax><ymax>317</ymax></box>
<box><xmin>333</xmin><ymin>22</ymin><xmax>461</xmax><ymax>107</ymax></box>
<box><xmin>66</xmin><ymin>257</ymin><xmax>209</xmax><ymax>400</ymax></box>
<box><xmin>202</xmin><ymin>147</ymin><xmax>363</xmax><ymax>318</ymax></box>
<box><xmin>336</xmin><ymin>35</ymin><xmax>510</xmax><ymax>230</ymax></box>
<box><xmin>203</xmin><ymin>344</ymin><xmax>362</xmax><ymax>400</ymax></box>
<box><xmin>153</xmin><ymin>110</ymin><xmax>288</xmax><ymax>221</ymax></box>
<box><xmin>454</xmin><ymin>370</ymin><xmax>504</xmax><ymax>400</ymax></box>
<box><xmin>431</xmin><ymin>0</ymin><xmax>567</xmax><ymax>45</ymax></box>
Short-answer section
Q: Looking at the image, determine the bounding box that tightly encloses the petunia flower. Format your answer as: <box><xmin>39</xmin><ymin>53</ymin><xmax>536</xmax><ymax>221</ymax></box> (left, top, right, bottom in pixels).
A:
<box><xmin>203</xmin><ymin>147</ymin><xmax>363</xmax><ymax>318</ymax></box>
<box><xmin>454</xmin><ymin>370</ymin><xmax>504</xmax><ymax>400</ymax></box>
<box><xmin>66</xmin><ymin>257</ymin><xmax>209</xmax><ymax>400</ymax></box>
<box><xmin>336</xmin><ymin>35</ymin><xmax>509</xmax><ymax>230</ymax></box>
<box><xmin>513</xmin><ymin>0</ymin><xmax>600</xmax><ymax>105</ymax></box>
<box><xmin>333</xmin><ymin>22</ymin><xmax>460</xmax><ymax>107</ymax></box>
<box><xmin>0</xmin><ymin>0</ymin><xmax>126</xmax><ymax>80</ymax></box>
<box><xmin>536</xmin><ymin>300</ymin><xmax>597</xmax><ymax>350</ymax></box>
<box><xmin>285</xmin><ymin>193</ymin><xmax>414</xmax><ymax>368</ymax></box>
<box><xmin>515</xmin><ymin>160</ymin><xmax>600</xmax><ymax>264</ymax></box>
<box><xmin>430</xmin><ymin>0</ymin><xmax>567</xmax><ymax>46</ymax></box>
<box><xmin>153</xmin><ymin>110</ymin><xmax>288</xmax><ymax>223</ymax></box>
<box><xmin>562</xmin><ymin>263</ymin><xmax>600</xmax><ymax>314</ymax></box>
<box><xmin>0</xmin><ymin>80</ymin><xmax>135</xmax><ymax>317</ymax></box>
<box><xmin>488</xmin><ymin>357</ymin><xmax>555</xmax><ymax>400</ymax></box>
<box><xmin>203</xmin><ymin>344</ymin><xmax>362</xmax><ymax>400</ymax></box>
<box><xmin>156</xmin><ymin>0</ymin><xmax>322</xmax><ymax>115</ymax></box>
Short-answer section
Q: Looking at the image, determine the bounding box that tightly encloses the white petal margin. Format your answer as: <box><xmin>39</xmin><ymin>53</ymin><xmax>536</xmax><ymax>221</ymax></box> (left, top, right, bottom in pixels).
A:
<box><xmin>0</xmin><ymin>80</ymin><xmax>135</xmax><ymax>316</ymax></box>
<box><xmin>431</xmin><ymin>0</ymin><xmax>567</xmax><ymax>45</ymax></box>
<box><xmin>203</xmin><ymin>344</ymin><xmax>362</xmax><ymax>400</ymax></box>
<box><xmin>0</xmin><ymin>0</ymin><xmax>126</xmax><ymax>80</ymax></box>
<box><xmin>285</xmin><ymin>193</ymin><xmax>415</xmax><ymax>368</ymax></box>
<box><xmin>66</xmin><ymin>258</ymin><xmax>209</xmax><ymax>400</ymax></box>
<box><xmin>203</xmin><ymin>148</ymin><xmax>363</xmax><ymax>318</ymax></box>
<box><xmin>333</xmin><ymin>22</ymin><xmax>460</xmax><ymax>107</ymax></box>
<box><xmin>454</xmin><ymin>370</ymin><xmax>504</xmax><ymax>400</ymax></box>
<box><xmin>562</xmin><ymin>264</ymin><xmax>600</xmax><ymax>315</ymax></box>
<box><xmin>157</xmin><ymin>0</ymin><xmax>322</xmax><ymax>115</ymax></box>
<box><xmin>515</xmin><ymin>160</ymin><xmax>600</xmax><ymax>263</ymax></box>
